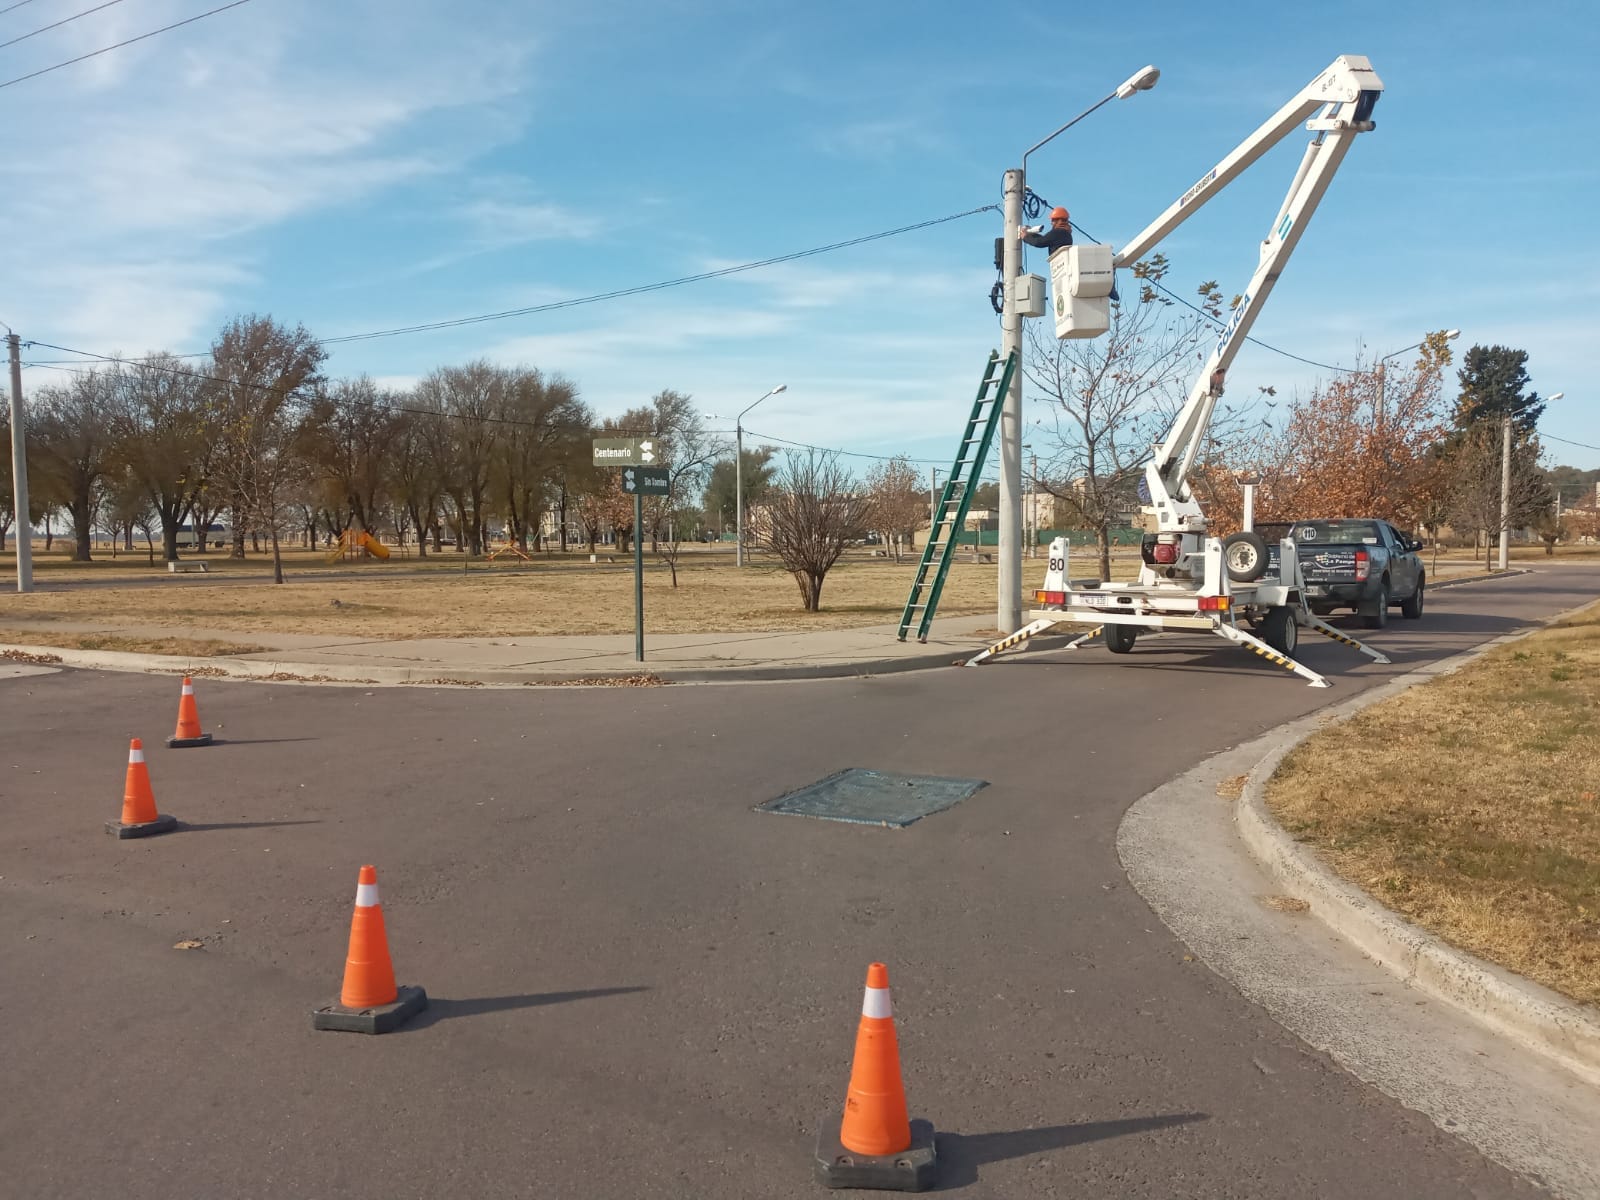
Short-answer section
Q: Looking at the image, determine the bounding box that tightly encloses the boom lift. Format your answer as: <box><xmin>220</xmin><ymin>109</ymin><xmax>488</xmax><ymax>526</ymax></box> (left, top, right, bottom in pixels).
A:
<box><xmin>970</xmin><ymin>56</ymin><xmax>1391</xmax><ymax>687</ymax></box>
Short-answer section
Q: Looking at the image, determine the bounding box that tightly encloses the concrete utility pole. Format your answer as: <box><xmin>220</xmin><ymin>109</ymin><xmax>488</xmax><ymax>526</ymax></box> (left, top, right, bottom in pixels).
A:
<box><xmin>997</xmin><ymin>168</ymin><xmax>1025</xmax><ymax>633</ymax></box>
<box><xmin>8</xmin><ymin>333</ymin><xmax>34</xmax><ymax>593</ymax></box>
<box><xmin>997</xmin><ymin>65</ymin><xmax>1160</xmax><ymax>634</ymax></box>
<box><xmin>735</xmin><ymin>384</ymin><xmax>786</xmax><ymax>567</ymax></box>
<box><xmin>1497</xmin><ymin>411</ymin><xmax>1513</xmax><ymax>571</ymax></box>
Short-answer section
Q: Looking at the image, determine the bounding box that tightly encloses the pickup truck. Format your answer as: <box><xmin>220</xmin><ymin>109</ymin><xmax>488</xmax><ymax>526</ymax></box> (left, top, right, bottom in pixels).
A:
<box><xmin>1261</xmin><ymin>518</ymin><xmax>1425</xmax><ymax>628</ymax></box>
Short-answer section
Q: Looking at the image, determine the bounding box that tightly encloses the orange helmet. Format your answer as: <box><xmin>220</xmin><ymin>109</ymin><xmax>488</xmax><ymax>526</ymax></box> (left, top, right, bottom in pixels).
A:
<box><xmin>1050</xmin><ymin>206</ymin><xmax>1070</xmax><ymax>223</ymax></box>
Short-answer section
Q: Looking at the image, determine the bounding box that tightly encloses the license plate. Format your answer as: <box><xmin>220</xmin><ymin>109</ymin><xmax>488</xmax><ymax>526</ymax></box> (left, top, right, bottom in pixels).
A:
<box><xmin>1074</xmin><ymin>593</ymin><xmax>1113</xmax><ymax>607</ymax></box>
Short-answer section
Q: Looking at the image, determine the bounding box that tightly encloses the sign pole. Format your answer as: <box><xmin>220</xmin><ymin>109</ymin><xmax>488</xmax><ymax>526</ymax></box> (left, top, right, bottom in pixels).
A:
<box><xmin>634</xmin><ymin>490</ymin><xmax>645</xmax><ymax>662</ymax></box>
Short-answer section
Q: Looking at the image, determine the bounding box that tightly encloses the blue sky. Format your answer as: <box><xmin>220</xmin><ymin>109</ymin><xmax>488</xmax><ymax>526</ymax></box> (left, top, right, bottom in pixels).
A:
<box><xmin>6</xmin><ymin>0</ymin><xmax>1597</xmax><ymax>475</ymax></box>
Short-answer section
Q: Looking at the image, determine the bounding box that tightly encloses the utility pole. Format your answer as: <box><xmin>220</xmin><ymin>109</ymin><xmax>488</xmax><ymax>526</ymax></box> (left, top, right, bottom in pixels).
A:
<box><xmin>8</xmin><ymin>333</ymin><xmax>34</xmax><ymax>593</ymax></box>
<box><xmin>998</xmin><ymin>168</ymin><xmax>1025</xmax><ymax>633</ymax></box>
<box><xmin>735</xmin><ymin>422</ymin><xmax>745</xmax><ymax>567</ymax></box>
<box><xmin>1497</xmin><ymin>410</ymin><xmax>1512</xmax><ymax>571</ymax></box>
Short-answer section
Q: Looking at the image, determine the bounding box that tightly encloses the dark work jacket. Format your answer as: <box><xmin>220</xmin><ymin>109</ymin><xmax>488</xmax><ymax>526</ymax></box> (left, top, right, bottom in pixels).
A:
<box><xmin>1021</xmin><ymin>226</ymin><xmax>1074</xmax><ymax>252</ymax></box>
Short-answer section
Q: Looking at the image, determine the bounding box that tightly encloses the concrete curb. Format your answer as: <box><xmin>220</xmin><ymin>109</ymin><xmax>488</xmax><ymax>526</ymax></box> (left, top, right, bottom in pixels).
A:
<box><xmin>1234</xmin><ymin>598</ymin><xmax>1600</xmax><ymax>1090</ymax></box>
<box><xmin>0</xmin><ymin>641</ymin><xmax>970</xmax><ymax>687</ymax></box>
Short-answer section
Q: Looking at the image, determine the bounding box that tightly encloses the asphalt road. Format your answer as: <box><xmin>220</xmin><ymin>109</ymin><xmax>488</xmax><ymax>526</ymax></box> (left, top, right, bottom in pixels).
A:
<box><xmin>3</xmin><ymin>567</ymin><xmax>1595</xmax><ymax>1198</ymax></box>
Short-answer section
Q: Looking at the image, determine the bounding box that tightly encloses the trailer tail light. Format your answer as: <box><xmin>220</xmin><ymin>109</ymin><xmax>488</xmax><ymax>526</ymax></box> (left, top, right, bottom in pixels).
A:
<box><xmin>1353</xmin><ymin>549</ymin><xmax>1370</xmax><ymax>581</ymax></box>
<box><xmin>1036</xmin><ymin>590</ymin><xmax>1067</xmax><ymax>606</ymax></box>
<box><xmin>1198</xmin><ymin>596</ymin><xmax>1231</xmax><ymax>612</ymax></box>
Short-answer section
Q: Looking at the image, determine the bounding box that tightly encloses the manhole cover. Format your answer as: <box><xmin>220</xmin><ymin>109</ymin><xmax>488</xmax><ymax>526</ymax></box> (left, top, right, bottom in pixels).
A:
<box><xmin>756</xmin><ymin>769</ymin><xmax>987</xmax><ymax>827</ymax></box>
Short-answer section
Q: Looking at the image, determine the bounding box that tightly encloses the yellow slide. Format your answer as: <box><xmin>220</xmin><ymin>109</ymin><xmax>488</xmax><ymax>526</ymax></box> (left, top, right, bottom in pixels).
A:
<box><xmin>358</xmin><ymin>531</ymin><xmax>391</xmax><ymax>560</ymax></box>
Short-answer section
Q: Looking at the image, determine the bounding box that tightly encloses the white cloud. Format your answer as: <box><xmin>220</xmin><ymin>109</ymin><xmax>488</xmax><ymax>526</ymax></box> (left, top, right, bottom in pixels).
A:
<box><xmin>3</xmin><ymin>0</ymin><xmax>536</xmax><ymax>351</ymax></box>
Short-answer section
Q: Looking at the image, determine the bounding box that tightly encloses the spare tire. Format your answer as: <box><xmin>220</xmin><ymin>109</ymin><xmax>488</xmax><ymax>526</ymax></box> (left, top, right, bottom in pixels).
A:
<box><xmin>1222</xmin><ymin>531</ymin><xmax>1269</xmax><ymax>583</ymax></box>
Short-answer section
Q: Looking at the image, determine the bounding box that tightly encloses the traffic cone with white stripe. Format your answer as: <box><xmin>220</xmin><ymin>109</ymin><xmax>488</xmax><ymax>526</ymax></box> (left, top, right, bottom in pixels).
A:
<box><xmin>167</xmin><ymin>676</ymin><xmax>213</xmax><ymax>748</ymax></box>
<box><xmin>312</xmin><ymin>865</ymin><xmax>428</xmax><ymax>1033</ymax></box>
<box><xmin>105</xmin><ymin>738</ymin><xmax>178</xmax><ymax>839</ymax></box>
<box><xmin>814</xmin><ymin>963</ymin><xmax>937</xmax><ymax>1191</ymax></box>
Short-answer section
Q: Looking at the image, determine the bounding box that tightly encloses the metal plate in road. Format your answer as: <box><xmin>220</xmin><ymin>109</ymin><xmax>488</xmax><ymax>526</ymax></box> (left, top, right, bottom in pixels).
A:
<box><xmin>592</xmin><ymin>437</ymin><xmax>658</xmax><ymax>466</ymax></box>
<box><xmin>756</xmin><ymin>768</ymin><xmax>986</xmax><ymax>826</ymax></box>
<box><xmin>621</xmin><ymin>466</ymin><xmax>671</xmax><ymax>496</ymax></box>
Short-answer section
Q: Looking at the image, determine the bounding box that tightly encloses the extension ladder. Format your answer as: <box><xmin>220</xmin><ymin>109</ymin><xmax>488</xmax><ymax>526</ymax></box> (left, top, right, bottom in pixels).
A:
<box><xmin>896</xmin><ymin>349</ymin><xmax>1017</xmax><ymax>642</ymax></box>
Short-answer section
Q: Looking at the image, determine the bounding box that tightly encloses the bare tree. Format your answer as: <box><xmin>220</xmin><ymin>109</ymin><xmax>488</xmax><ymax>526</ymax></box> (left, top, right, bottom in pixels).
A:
<box><xmin>1026</xmin><ymin>256</ymin><xmax>1224</xmax><ymax>579</ymax></box>
<box><xmin>493</xmin><ymin>367</ymin><xmax>588</xmax><ymax>550</ymax></box>
<box><xmin>116</xmin><ymin>352</ymin><xmax>208</xmax><ymax>560</ymax></box>
<box><xmin>1447</xmin><ymin>425</ymin><xmax>1551</xmax><ymax>569</ymax></box>
<box><xmin>29</xmin><ymin>367</ymin><xmax>121</xmax><ymax>561</ymax></box>
<box><xmin>205</xmin><ymin>315</ymin><xmax>326</xmax><ymax>559</ymax></box>
<box><xmin>758</xmin><ymin>450</ymin><xmax>871</xmax><ymax>611</ymax></box>
<box><xmin>302</xmin><ymin>376</ymin><xmax>401</xmax><ymax>541</ymax></box>
<box><xmin>863</xmin><ymin>456</ymin><xmax>924</xmax><ymax>561</ymax></box>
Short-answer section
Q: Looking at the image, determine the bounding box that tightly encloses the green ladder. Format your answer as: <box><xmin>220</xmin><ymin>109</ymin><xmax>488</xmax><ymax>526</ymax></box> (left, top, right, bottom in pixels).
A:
<box><xmin>897</xmin><ymin>349</ymin><xmax>1018</xmax><ymax>642</ymax></box>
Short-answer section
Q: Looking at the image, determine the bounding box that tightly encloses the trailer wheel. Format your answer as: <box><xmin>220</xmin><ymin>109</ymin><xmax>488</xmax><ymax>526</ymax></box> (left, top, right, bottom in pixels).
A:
<box><xmin>1222</xmin><ymin>531</ymin><xmax>1269</xmax><ymax>583</ymax></box>
<box><xmin>1104</xmin><ymin>624</ymin><xmax>1138</xmax><ymax>654</ymax></box>
<box><xmin>1260</xmin><ymin>606</ymin><xmax>1297</xmax><ymax>654</ymax></box>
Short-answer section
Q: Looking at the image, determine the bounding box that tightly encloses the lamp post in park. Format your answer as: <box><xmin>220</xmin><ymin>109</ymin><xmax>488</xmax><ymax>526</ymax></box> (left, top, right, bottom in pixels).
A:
<box><xmin>1500</xmin><ymin>390</ymin><xmax>1561</xmax><ymax>570</ymax></box>
<box><xmin>735</xmin><ymin>384</ymin><xmax>786</xmax><ymax>567</ymax></box>
<box><xmin>998</xmin><ymin>64</ymin><xmax>1160</xmax><ymax>633</ymax></box>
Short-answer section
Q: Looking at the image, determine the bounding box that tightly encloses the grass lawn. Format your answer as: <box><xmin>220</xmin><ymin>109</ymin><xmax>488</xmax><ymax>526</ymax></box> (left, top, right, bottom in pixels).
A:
<box><xmin>1266</xmin><ymin>600</ymin><xmax>1600</xmax><ymax>1007</ymax></box>
<box><xmin>0</xmin><ymin>549</ymin><xmax>1103</xmax><ymax>641</ymax></box>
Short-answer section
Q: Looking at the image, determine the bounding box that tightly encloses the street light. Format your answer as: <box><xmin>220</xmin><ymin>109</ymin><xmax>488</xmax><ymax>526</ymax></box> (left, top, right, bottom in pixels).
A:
<box><xmin>1500</xmin><ymin>390</ymin><xmax>1562</xmax><ymax>569</ymax></box>
<box><xmin>1377</xmin><ymin>328</ymin><xmax>1458</xmax><ymax>424</ymax></box>
<box><xmin>736</xmin><ymin>384</ymin><xmax>786</xmax><ymax>567</ymax></box>
<box><xmin>999</xmin><ymin>64</ymin><xmax>1159</xmax><ymax>632</ymax></box>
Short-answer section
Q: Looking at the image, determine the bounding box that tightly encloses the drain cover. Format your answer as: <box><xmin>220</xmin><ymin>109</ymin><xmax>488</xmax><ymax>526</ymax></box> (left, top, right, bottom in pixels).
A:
<box><xmin>757</xmin><ymin>769</ymin><xmax>986</xmax><ymax>827</ymax></box>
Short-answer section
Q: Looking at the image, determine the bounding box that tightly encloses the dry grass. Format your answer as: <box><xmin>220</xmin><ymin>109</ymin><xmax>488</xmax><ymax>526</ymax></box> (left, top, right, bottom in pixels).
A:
<box><xmin>0</xmin><ymin>629</ymin><xmax>265</xmax><ymax>657</ymax></box>
<box><xmin>0</xmin><ymin>554</ymin><xmax>1098</xmax><ymax>640</ymax></box>
<box><xmin>1266</xmin><ymin>601</ymin><xmax>1600</xmax><ymax>1007</ymax></box>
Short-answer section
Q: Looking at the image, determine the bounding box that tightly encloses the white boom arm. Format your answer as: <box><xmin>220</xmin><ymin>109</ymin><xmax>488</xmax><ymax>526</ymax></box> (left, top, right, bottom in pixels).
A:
<box><xmin>1123</xmin><ymin>55</ymin><xmax>1383</xmax><ymax>535</ymax></box>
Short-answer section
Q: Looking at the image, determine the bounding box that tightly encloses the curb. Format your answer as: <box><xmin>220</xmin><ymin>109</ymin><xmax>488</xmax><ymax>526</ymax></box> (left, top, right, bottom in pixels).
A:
<box><xmin>0</xmin><ymin>641</ymin><xmax>969</xmax><ymax>687</ymax></box>
<box><xmin>1233</xmin><ymin>599</ymin><xmax>1600</xmax><ymax>1090</ymax></box>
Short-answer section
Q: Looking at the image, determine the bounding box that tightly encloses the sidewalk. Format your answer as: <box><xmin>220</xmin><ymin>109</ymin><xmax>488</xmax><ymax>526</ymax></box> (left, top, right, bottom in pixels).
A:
<box><xmin>0</xmin><ymin>616</ymin><xmax>1022</xmax><ymax>685</ymax></box>
<box><xmin>0</xmin><ymin>563</ymin><xmax>1521</xmax><ymax>687</ymax></box>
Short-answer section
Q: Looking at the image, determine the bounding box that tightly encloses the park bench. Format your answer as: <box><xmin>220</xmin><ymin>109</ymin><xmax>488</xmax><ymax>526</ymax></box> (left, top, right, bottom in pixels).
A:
<box><xmin>168</xmin><ymin>560</ymin><xmax>209</xmax><ymax>574</ymax></box>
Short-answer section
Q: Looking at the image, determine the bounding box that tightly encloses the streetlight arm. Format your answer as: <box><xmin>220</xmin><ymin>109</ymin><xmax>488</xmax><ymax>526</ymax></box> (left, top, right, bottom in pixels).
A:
<box><xmin>1021</xmin><ymin>65</ymin><xmax>1159</xmax><ymax>171</ymax></box>
<box><xmin>738</xmin><ymin>384</ymin><xmax>787</xmax><ymax>424</ymax></box>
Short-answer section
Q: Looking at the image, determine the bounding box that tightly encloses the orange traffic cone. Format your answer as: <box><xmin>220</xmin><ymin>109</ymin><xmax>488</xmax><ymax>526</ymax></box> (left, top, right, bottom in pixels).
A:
<box><xmin>312</xmin><ymin>865</ymin><xmax>428</xmax><ymax>1033</ymax></box>
<box><xmin>167</xmin><ymin>676</ymin><xmax>213</xmax><ymax>748</ymax></box>
<box><xmin>814</xmin><ymin>963</ymin><xmax>937</xmax><ymax>1191</ymax></box>
<box><xmin>105</xmin><ymin>738</ymin><xmax>178</xmax><ymax>839</ymax></box>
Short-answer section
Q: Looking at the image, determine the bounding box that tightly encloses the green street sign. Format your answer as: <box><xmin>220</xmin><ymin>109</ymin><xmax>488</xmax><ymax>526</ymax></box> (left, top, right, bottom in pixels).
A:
<box><xmin>592</xmin><ymin>437</ymin><xmax>658</xmax><ymax>467</ymax></box>
<box><xmin>621</xmin><ymin>466</ymin><xmax>671</xmax><ymax>496</ymax></box>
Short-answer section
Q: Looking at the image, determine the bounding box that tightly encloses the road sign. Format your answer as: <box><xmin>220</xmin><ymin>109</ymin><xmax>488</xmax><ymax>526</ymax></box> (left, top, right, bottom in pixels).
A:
<box><xmin>621</xmin><ymin>466</ymin><xmax>671</xmax><ymax>496</ymax></box>
<box><xmin>591</xmin><ymin>437</ymin><xmax>658</xmax><ymax>466</ymax></box>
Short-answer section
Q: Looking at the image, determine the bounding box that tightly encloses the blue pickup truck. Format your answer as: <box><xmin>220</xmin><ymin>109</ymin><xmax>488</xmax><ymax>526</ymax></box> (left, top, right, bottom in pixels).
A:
<box><xmin>1262</xmin><ymin>519</ymin><xmax>1425</xmax><ymax>629</ymax></box>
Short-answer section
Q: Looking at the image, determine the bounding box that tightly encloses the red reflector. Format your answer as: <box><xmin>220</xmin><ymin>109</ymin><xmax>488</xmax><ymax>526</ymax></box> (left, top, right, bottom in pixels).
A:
<box><xmin>1036</xmin><ymin>590</ymin><xmax>1066</xmax><ymax>605</ymax></box>
<box><xmin>1198</xmin><ymin>596</ymin><xmax>1230</xmax><ymax>612</ymax></box>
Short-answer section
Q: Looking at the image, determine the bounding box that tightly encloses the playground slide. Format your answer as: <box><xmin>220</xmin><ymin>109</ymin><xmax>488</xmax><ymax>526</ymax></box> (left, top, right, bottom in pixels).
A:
<box><xmin>359</xmin><ymin>531</ymin><xmax>391</xmax><ymax>559</ymax></box>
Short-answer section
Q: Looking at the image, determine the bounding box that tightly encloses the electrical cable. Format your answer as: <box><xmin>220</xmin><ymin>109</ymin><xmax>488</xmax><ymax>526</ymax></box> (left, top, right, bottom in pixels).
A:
<box><xmin>316</xmin><ymin>205</ymin><xmax>1000</xmax><ymax>345</ymax></box>
<box><xmin>1542</xmin><ymin>433</ymin><xmax>1600</xmax><ymax>453</ymax></box>
<box><xmin>0</xmin><ymin>0</ymin><xmax>129</xmax><ymax>52</ymax></box>
<box><xmin>0</xmin><ymin>0</ymin><xmax>47</xmax><ymax>14</ymax></box>
<box><xmin>0</xmin><ymin>0</ymin><xmax>254</xmax><ymax>91</ymax></box>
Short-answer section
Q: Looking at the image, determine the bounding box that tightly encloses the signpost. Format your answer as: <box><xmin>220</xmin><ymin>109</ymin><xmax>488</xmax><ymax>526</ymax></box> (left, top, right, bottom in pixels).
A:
<box><xmin>593</xmin><ymin>441</ymin><xmax>670</xmax><ymax>662</ymax></box>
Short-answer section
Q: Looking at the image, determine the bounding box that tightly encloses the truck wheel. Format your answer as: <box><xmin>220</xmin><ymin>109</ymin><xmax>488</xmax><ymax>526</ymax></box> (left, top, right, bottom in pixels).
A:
<box><xmin>1362</xmin><ymin>581</ymin><xmax>1389</xmax><ymax>629</ymax></box>
<box><xmin>1401</xmin><ymin>574</ymin><xmax>1425</xmax><ymax>619</ymax></box>
<box><xmin>1309</xmin><ymin>603</ymin><xmax>1334</xmax><ymax>618</ymax></box>
<box><xmin>1104</xmin><ymin>624</ymin><xmax>1138</xmax><ymax>654</ymax></box>
<box><xmin>1222</xmin><ymin>531</ymin><xmax>1269</xmax><ymax>583</ymax></box>
<box><xmin>1261</xmin><ymin>606</ymin><xmax>1298</xmax><ymax>654</ymax></box>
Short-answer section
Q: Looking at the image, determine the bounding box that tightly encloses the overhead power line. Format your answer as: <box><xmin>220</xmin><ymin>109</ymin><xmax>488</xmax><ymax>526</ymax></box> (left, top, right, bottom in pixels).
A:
<box><xmin>0</xmin><ymin>0</ymin><xmax>254</xmax><ymax>92</ymax></box>
<box><xmin>0</xmin><ymin>0</ymin><xmax>130</xmax><ymax>52</ymax></box>
<box><xmin>316</xmin><ymin>205</ymin><xmax>1001</xmax><ymax>345</ymax></box>
<box><xmin>0</xmin><ymin>0</ymin><xmax>48</xmax><ymax>14</ymax></box>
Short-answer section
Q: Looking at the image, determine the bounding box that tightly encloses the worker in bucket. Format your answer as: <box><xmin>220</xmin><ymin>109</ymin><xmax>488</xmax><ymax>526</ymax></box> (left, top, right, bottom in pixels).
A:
<box><xmin>1018</xmin><ymin>206</ymin><xmax>1074</xmax><ymax>252</ymax></box>
<box><xmin>1018</xmin><ymin>206</ymin><xmax>1119</xmax><ymax>302</ymax></box>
